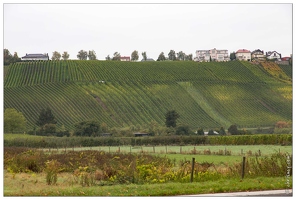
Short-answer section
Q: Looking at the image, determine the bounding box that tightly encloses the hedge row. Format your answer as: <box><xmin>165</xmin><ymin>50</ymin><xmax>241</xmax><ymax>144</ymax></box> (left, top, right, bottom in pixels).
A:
<box><xmin>4</xmin><ymin>134</ymin><xmax>292</xmax><ymax>148</ymax></box>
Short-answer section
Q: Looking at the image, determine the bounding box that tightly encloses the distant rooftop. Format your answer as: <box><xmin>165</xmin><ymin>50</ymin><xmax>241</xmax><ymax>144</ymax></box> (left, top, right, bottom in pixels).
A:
<box><xmin>236</xmin><ymin>49</ymin><xmax>251</xmax><ymax>53</ymax></box>
<box><xmin>22</xmin><ymin>53</ymin><xmax>49</xmax><ymax>59</ymax></box>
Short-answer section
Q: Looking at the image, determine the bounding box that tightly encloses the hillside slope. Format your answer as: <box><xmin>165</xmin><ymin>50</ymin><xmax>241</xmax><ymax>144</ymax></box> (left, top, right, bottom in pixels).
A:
<box><xmin>4</xmin><ymin>60</ymin><xmax>292</xmax><ymax>131</ymax></box>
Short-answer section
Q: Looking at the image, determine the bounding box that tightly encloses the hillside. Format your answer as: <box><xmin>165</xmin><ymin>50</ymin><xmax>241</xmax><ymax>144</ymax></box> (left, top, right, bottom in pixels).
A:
<box><xmin>4</xmin><ymin>60</ymin><xmax>292</xmax><ymax>131</ymax></box>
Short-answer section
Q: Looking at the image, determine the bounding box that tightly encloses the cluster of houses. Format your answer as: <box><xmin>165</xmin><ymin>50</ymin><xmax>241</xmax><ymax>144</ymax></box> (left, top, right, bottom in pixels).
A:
<box><xmin>21</xmin><ymin>49</ymin><xmax>291</xmax><ymax>64</ymax></box>
<box><xmin>193</xmin><ymin>48</ymin><xmax>291</xmax><ymax>64</ymax></box>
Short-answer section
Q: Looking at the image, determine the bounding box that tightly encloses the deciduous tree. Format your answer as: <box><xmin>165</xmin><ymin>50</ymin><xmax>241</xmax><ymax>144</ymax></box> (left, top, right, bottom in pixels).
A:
<box><xmin>131</xmin><ymin>50</ymin><xmax>139</xmax><ymax>61</ymax></box>
<box><xmin>62</xmin><ymin>51</ymin><xmax>70</xmax><ymax>60</ymax></box>
<box><xmin>141</xmin><ymin>52</ymin><xmax>147</xmax><ymax>61</ymax></box>
<box><xmin>177</xmin><ymin>51</ymin><xmax>185</xmax><ymax>61</ymax></box>
<box><xmin>112</xmin><ymin>52</ymin><xmax>121</xmax><ymax>61</ymax></box>
<box><xmin>77</xmin><ymin>50</ymin><xmax>88</xmax><ymax>60</ymax></box>
<box><xmin>4</xmin><ymin>108</ymin><xmax>26</xmax><ymax>133</ymax></box>
<box><xmin>157</xmin><ymin>52</ymin><xmax>166</xmax><ymax>61</ymax></box>
<box><xmin>88</xmin><ymin>50</ymin><xmax>97</xmax><ymax>60</ymax></box>
<box><xmin>52</xmin><ymin>51</ymin><xmax>61</xmax><ymax>60</ymax></box>
<box><xmin>74</xmin><ymin>120</ymin><xmax>101</xmax><ymax>137</ymax></box>
<box><xmin>168</xmin><ymin>50</ymin><xmax>176</xmax><ymax>61</ymax></box>
<box><xmin>105</xmin><ymin>55</ymin><xmax>111</xmax><ymax>60</ymax></box>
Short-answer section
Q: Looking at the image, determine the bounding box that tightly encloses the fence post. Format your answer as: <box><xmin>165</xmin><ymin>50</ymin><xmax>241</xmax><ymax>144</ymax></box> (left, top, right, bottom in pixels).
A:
<box><xmin>180</xmin><ymin>146</ymin><xmax>182</xmax><ymax>154</ymax></box>
<box><xmin>190</xmin><ymin>158</ymin><xmax>195</xmax><ymax>182</ymax></box>
<box><xmin>241</xmin><ymin>156</ymin><xmax>246</xmax><ymax>179</ymax></box>
<box><xmin>153</xmin><ymin>146</ymin><xmax>155</xmax><ymax>153</ymax></box>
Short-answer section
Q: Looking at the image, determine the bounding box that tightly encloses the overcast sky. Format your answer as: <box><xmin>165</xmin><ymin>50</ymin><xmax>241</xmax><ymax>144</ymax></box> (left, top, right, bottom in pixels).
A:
<box><xmin>3</xmin><ymin>3</ymin><xmax>293</xmax><ymax>60</ymax></box>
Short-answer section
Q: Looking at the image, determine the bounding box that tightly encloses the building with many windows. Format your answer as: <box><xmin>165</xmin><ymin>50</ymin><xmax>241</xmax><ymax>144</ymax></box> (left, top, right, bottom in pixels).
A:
<box><xmin>195</xmin><ymin>48</ymin><xmax>229</xmax><ymax>62</ymax></box>
<box><xmin>235</xmin><ymin>49</ymin><xmax>251</xmax><ymax>61</ymax></box>
<box><xmin>251</xmin><ymin>49</ymin><xmax>265</xmax><ymax>61</ymax></box>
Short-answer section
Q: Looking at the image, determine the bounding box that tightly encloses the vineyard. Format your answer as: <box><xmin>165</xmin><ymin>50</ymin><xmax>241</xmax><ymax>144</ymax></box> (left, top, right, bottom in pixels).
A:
<box><xmin>4</xmin><ymin>60</ymin><xmax>292</xmax><ymax>131</ymax></box>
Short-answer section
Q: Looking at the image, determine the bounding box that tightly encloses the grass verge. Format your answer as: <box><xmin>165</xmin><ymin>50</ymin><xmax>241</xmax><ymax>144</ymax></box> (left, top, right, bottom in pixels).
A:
<box><xmin>4</xmin><ymin>171</ymin><xmax>292</xmax><ymax>196</ymax></box>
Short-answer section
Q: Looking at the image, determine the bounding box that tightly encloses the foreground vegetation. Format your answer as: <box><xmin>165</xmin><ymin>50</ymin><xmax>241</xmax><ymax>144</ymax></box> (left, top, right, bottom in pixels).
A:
<box><xmin>4</xmin><ymin>174</ymin><xmax>291</xmax><ymax>196</ymax></box>
<box><xmin>4</xmin><ymin>60</ymin><xmax>292</xmax><ymax>131</ymax></box>
<box><xmin>4</xmin><ymin>146</ymin><xmax>292</xmax><ymax>196</ymax></box>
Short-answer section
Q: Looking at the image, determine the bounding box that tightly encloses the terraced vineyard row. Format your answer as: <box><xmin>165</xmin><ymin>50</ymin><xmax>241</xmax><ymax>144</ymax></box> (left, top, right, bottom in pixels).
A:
<box><xmin>190</xmin><ymin>81</ymin><xmax>291</xmax><ymax>127</ymax></box>
<box><xmin>4</xmin><ymin>60</ymin><xmax>271</xmax><ymax>88</ymax></box>
<box><xmin>4</xmin><ymin>82</ymin><xmax>120</xmax><ymax>130</ymax></box>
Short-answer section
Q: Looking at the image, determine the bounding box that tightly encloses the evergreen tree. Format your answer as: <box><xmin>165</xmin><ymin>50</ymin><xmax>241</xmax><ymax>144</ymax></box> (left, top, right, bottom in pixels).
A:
<box><xmin>36</xmin><ymin>107</ymin><xmax>57</xmax><ymax>127</ymax></box>
<box><xmin>165</xmin><ymin>110</ymin><xmax>180</xmax><ymax>128</ymax></box>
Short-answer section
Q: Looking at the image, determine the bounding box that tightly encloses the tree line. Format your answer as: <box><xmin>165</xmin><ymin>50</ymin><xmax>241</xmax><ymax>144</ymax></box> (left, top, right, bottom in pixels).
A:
<box><xmin>5</xmin><ymin>107</ymin><xmax>283</xmax><ymax>137</ymax></box>
<box><xmin>4</xmin><ymin>49</ymin><xmax>193</xmax><ymax>65</ymax></box>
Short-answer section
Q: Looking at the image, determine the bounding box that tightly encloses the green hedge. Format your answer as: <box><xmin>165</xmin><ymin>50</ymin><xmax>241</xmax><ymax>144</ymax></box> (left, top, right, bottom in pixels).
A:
<box><xmin>4</xmin><ymin>134</ymin><xmax>292</xmax><ymax>148</ymax></box>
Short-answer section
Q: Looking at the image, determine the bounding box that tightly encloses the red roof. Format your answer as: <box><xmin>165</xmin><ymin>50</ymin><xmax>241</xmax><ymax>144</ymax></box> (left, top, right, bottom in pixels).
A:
<box><xmin>281</xmin><ymin>57</ymin><xmax>290</xmax><ymax>61</ymax></box>
<box><xmin>236</xmin><ymin>49</ymin><xmax>251</xmax><ymax>53</ymax></box>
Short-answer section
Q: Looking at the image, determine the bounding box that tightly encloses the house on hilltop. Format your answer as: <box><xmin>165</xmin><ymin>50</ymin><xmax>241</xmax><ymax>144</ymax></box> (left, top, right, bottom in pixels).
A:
<box><xmin>120</xmin><ymin>56</ymin><xmax>130</xmax><ymax>61</ymax></box>
<box><xmin>266</xmin><ymin>51</ymin><xmax>281</xmax><ymax>61</ymax></box>
<box><xmin>235</xmin><ymin>49</ymin><xmax>251</xmax><ymax>61</ymax></box>
<box><xmin>21</xmin><ymin>53</ymin><xmax>49</xmax><ymax>61</ymax></box>
<box><xmin>195</xmin><ymin>48</ymin><xmax>229</xmax><ymax>62</ymax></box>
<box><xmin>251</xmin><ymin>49</ymin><xmax>265</xmax><ymax>61</ymax></box>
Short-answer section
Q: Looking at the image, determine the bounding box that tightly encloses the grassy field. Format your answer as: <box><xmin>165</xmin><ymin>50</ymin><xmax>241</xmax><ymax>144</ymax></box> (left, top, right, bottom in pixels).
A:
<box><xmin>3</xmin><ymin>171</ymin><xmax>292</xmax><ymax>196</ymax></box>
<box><xmin>52</xmin><ymin>145</ymin><xmax>292</xmax><ymax>156</ymax></box>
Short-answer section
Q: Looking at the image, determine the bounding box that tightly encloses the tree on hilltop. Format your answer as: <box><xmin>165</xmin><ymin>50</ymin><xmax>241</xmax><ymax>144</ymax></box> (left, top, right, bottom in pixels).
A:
<box><xmin>4</xmin><ymin>49</ymin><xmax>21</xmax><ymax>65</ymax></box>
<box><xmin>168</xmin><ymin>50</ymin><xmax>176</xmax><ymax>61</ymax></box>
<box><xmin>62</xmin><ymin>51</ymin><xmax>70</xmax><ymax>60</ymax></box>
<box><xmin>131</xmin><ymin>50</ymin><xmax>139</xmax><ymax>61</ymax></box>
<box><xmin>112</xmin><ymin>52</ymin><xmax>121</xmax><ymax>61</ymax></box>
<box><xmin>142</xmin><ymin>52</ymin><xmax>147</xmax><ymax>61</ymax></box>
<box><xmin>230</xmin><ymin>52</ymin><xmax>236</xmax><ymax>61</ymax></box>
<box><xmin>157</xmin><ymin>52</ymin><xmax>166</xmax><ymax>61</ymax></box>
<box><xmin>52</xmin><ymin>51</ymin><xmax>61</xmax><ymax>60</ymax></box>
<box><xmin>77</xmin><ymin>50</ymin><xmax>88</xmax><ymax>60</ymax></box>
<box><xmin>177</xmin><ymin>51</ymin><xmax>185</xmax><ymax>61</ymax></box>
<box><xmin>88</xmin><ymin>50</ymin><xmax>97</xmax><ymax>60</ymax></box>
<box><xmin>105</xmin><ymin>55</ymin><xmax>111</xmax><ymax>60</ymax></box>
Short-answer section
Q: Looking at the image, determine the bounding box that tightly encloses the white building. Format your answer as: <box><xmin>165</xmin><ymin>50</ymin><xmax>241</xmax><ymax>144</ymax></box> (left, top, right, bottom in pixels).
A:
<box><xmin>266</xmin><ymin>51</ymin><xmax>281</xmax><ymax>61</ymax></box>
<box><xmin>235</xmin><ymin>49</ymin><xmax>251</xmax><ymax>61</ymax></box>
<box><xmin>195</xmin><ymin>48</ymin><xmax>229</xmax><ymax>62</ymax></box>
<box><xmin>21</xmin><ymin>53</ymin><xmax>49</xmax><ymax>61</ymax></box>
<box><xmin>120</xmin><ymin>56</ymin><xmax>130</xmax><ymax>61</ymax></box>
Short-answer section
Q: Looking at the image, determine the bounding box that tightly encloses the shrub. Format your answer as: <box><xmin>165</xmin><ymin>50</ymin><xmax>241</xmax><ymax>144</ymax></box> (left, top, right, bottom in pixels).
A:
<box><xmin>45</xmin><ymin>159</ymin><xmax>60</xmax><ymax>185</ymax></box>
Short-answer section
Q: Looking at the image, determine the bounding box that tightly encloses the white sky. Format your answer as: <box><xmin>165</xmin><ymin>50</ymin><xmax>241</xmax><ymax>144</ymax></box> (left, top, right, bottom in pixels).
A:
<box><xmin>3</xmin><ymin>1</ymin><xmax>294</xmax><ymax>60</ymax></box>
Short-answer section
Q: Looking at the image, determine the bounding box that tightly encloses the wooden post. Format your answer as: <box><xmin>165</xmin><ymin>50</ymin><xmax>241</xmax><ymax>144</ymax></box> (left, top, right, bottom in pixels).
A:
<box><xmin>153</xmin><ymin>146</ymin><xmax>155</xmax><ymax>153</ymax></box>
<box><xmin>118</xmin><ymin>146</ymin><xmax>120</xmax><ymax>153</ymax></box>
<box><xmin>180</xmin><ymin>146</ymin><xmax>182</xmax><ymax>154</ymax></box>
<box><xmin>190</xmin><ymin>158</ymin><xmax>195</xmax><ymax>183</ymax></box>
<box><xmin>258</xmin><ymin>150</ymin><xmax>261</xmax><ymax>156</ymax></box>
<box><xmin>241</xmin><ymin>156</ymin><xmax>246</xmax><ymax>179</ymax></box>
